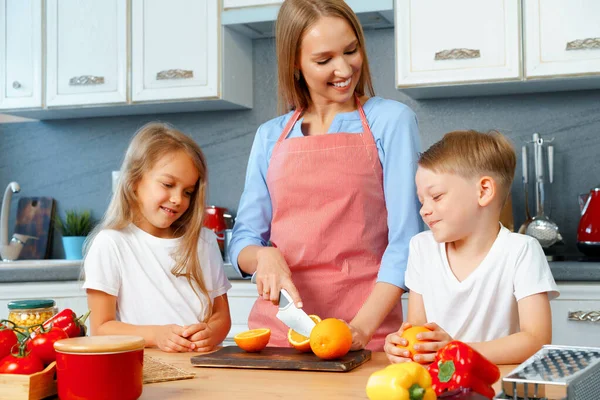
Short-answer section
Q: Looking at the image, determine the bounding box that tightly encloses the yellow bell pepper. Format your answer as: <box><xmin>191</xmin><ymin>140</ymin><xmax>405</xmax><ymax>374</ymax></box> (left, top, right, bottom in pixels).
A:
<box><xmin>366</xmin><ymin>362</ymin><xmax>437</xmax><ymax>400</ymax></box>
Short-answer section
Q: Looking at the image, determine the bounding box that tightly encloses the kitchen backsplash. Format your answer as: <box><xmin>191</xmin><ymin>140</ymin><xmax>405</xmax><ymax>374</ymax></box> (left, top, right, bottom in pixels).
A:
<box><xmin>1</xmin><ymin>28</ymin><xmax>599</xmax><ymax>258</ymax></box>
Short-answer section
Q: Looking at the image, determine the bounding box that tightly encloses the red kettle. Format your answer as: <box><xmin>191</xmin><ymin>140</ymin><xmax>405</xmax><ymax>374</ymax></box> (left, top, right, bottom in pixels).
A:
<box><xmin>203</xmin><ymin>206</ymin><xmax>232</xmax><ymax>253</ymax></box>
<box><xmin>577</xmin><ymin>186</ymin><xmax>600</xmax><ymax>256</ymax></box>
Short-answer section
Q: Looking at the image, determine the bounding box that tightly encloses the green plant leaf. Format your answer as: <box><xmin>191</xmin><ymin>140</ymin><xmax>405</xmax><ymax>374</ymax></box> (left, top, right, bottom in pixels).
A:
<box><xmin>55</xmin><ymin>209</ymin><xmax>94</xmax><ymax>236</ymax></box>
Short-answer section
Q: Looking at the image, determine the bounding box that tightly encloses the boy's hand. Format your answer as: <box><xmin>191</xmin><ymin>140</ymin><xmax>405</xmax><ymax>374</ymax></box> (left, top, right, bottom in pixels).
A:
<box><xmin>183</xmin><ymin>323</ymin><xmax>217</xmax><ymax>353</ymax></box>
<box><xmin>411</xmin><ymin>322</ymin><xmax>453</xmax><ymax>364</ymax></box>
<box><xmin>384</xmin><ymin>322</ymin><xmax>414</xmax><ymax>364</ymax></box>
<box><xmin>154</xmin><ymin>325</ymin><xmax>193</xmax><ymax>353</ymax></box>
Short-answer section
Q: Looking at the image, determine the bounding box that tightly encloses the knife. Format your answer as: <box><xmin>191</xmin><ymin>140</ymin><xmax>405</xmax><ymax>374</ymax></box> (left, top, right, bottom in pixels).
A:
<box><xmin>251</xmin><ymin>272</ymin><xmax>317</xmax><ymax>338</ymax></box>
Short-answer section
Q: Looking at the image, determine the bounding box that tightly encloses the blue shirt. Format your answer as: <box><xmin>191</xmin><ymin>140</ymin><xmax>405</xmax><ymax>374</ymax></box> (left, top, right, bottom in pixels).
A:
<box><xmin>229</xmin><ymin>96</ymin><xmax>423</xmax><ymax>290</ymax></box>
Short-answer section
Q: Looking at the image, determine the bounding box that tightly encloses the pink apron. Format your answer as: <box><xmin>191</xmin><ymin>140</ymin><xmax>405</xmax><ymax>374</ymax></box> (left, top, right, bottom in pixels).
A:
<box><xmin>248</xmin><ymin>97</ymin><xmax>403</xmax><ymax>350</ymax></box>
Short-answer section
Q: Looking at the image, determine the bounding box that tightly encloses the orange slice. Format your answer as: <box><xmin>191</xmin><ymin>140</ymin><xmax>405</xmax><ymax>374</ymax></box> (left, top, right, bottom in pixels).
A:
<box><xmin>287</xmin><ymin>315</ymin><xmax>322</xmax><ymax>352</ymax></box>
<box><xmin>234</xmin><ymin>328</ymin><xmax>271</xmax><ymax>352</ymax></box>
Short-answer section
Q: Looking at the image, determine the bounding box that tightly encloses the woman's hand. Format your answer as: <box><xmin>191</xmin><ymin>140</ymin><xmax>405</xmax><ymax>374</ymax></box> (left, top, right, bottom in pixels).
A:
<box><xmin>411</xmin><ymin>322</ymin><xmax>453</xmax><ymax>364</ymax></box>
<box><xmin>254</xmin><ymin>247</ymin><xmax>303</xmax><ymax>307</ymax></box>
<box><xmin>384</xmin><ymin>322</ymin><xmax>414</xmax><ymax>364</ymax></box>
<box><xmin>183</xmin><ymin>323</ymin><xmax>217</xmax><ymax>353</ymax></box>
<box><xmin>153</xmin><ymin>325</ymin><xmax>193</xmax><ymax>353</ymax></box>
<box><xmin>347</xmin><ymin>322</ymin><xmax>371</xmax><ymax>351</ymax></box>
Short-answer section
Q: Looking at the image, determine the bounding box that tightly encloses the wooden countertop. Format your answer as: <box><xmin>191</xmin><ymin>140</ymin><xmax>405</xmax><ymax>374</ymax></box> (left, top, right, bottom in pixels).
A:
<box><xmin>139</xmin><ymin>349</ymin><xmax>517</xmax><ymax>399</ymax></box>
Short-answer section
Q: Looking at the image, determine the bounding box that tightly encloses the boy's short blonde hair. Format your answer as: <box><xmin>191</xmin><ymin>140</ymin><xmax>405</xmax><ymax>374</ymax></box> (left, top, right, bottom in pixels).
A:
<box><xmin>418</xmin><ymin>130</ymin><xmax>516</xmax><ymax>203</ymax></box>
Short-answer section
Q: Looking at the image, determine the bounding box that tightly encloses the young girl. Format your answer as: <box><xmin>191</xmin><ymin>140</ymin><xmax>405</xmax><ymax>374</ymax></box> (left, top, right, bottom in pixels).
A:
<box><xmin>83</xmin><ymin>122</ymin><xmax>232</xmax><ymax>353</ymax></box>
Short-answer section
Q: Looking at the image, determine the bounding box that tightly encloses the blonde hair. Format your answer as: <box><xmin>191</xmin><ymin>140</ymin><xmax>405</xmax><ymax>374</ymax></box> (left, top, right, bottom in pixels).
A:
<box><xmin>275</xmin><ymin>0</ymin><xmax>375</xmax><ymax>114</ymax></box>
<box><xmin>418</xmin><ymin>130</ymin><xmax>516</xmax><ymax>203</ymax></box>
<box><xmin>85</xmin><ymin>122</ymin><xmax>212</xmax><ymax>318</ymax></box>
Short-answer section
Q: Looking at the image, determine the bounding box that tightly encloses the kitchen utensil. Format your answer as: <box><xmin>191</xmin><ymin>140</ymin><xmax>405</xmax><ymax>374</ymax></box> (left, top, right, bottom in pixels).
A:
<box><xmin>14</xmin><ymin>197</ymin><xmax>55</xmax><ymax>259</ymax></box>
<box><xmin>577</xmin><ymin>186</ymin><xmax>600</xmax><ymax>257</ymax></box>
<box><xmin>250</xmin><ymin>272</ymin><xmax>316</xmax><ymax>337</ymax></box>
<box><xmin>497</xmin><ymin>345</ymin><xmax>600</xmax><ymax>400</ymax></box>
<box><xmin>204</xmin><ymin>205</ymin><xmax>228</xmax><ymax>252</ymax></box>
<box><xmin>191</xmin><ymin>346</ymin><xmax>371</xmax><ymax>372</ymax></box>
<box><xmin>54</xmin><ymin>335</ymin><xmax>145</xmax><ymax>400</ymax></box>
<box><xmin>525</xmin><ymin>134</ymin><xmax>561</xmax><ymax>248</ymax></box>
<box><xmin>518</xmin><ymin>145</ymin><xmax>533</xmax><ymax>234</ymax></box>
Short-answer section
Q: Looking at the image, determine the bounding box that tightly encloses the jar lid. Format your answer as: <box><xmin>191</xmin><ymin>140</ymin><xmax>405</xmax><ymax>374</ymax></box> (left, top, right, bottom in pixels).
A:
<box><xmin>54</xmin><ymin>335</ymin><xmax>145</xmax><ymax>354</ymax></box>
<box><xmin>7</xmin><ymin>299</ymin><xmax>55</xmax><ymax>310</ymax></box>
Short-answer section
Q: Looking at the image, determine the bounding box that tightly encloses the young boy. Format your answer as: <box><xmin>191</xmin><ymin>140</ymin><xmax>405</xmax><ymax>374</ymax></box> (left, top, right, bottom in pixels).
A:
<box><xmin>384</xmin><ymin>130</ymin><xmax>559</xmax><ymax>365</ymax></box>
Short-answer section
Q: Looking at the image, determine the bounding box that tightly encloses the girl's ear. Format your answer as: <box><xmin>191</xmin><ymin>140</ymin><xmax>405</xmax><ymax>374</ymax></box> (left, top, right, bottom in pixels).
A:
<box><xmin>478</xmin><ymin>176</ymin><xmax>496</xmax><ymax>207</ymax></box>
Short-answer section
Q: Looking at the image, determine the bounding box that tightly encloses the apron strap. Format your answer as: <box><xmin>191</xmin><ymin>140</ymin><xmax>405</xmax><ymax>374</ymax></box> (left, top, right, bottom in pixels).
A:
<box><xmin>276</xmin><ymin>95</ymin><xmax>375</xmax><ymax>144</ymax></box>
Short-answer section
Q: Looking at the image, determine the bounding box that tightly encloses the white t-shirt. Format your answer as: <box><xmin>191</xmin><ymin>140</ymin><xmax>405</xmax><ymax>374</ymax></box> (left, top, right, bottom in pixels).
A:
<box><xmin>404</xmin><ymin>225</ymin><xmax>559</xmax><ymax>343</ymax></box>
<box><xmin>83</xmin><ymin>224</ymin><xmax>231</xmax><ymax>326</ymax></box>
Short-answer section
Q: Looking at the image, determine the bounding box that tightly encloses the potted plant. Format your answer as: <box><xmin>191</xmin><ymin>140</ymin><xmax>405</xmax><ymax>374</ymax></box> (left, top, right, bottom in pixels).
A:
<box><xmin>55</xmin><ymin>209</ymin><xmax>94</xmax><ymax>260</ymax></box>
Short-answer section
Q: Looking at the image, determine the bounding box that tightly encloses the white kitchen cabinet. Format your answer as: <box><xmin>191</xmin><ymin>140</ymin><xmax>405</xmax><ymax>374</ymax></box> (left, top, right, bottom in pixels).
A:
<box><xmin>395</xmin><ymin>0</ymin><xmax>521</xmax><ymax>88</ymax></box>
<box><xmin>45</xmin><ymin>0</ymin><xmax>127</xmax><ymax>107</ymax></box>
<box><xmin>550</xmin><ymin>283</ymin><xmax>600</xmax><ymax>347</ymax></box>
<box><xmin>224</xmin><ymin>0</ymin><xmax>282</xmax><ymax>8</ymax></box>
<box><xmin>225</xmin><ymin>281</ymin><xmax>257</xmax><ymax>345</ymax></box>
<box><xmin>524</xmin><ymin>0</ymin><xmax>600</xmax><ymax>78</ymax></box>
<box><xmin>0</xmin><ymin>0</ymin><xmax>42</xmax><ymax>109</ymax></box>
<box><xmin>132</xmin><ymin>0</ymin><xmax>252</xmax><ymax>108</ymax></box>
<box><xmin>0</xmin><ymin>281</ymin><xmax>89</xmax><ymax>331</ymax></box>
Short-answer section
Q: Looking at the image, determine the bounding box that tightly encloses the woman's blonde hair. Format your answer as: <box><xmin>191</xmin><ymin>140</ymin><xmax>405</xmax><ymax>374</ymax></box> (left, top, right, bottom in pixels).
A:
<box><xmin>418</xmin><ymin>130</ymin><xmax>516</xmax><ymax>204</ymax></box>
<box><xmin>275</xmin><ymin>0</ymin><xmax>375</xmax><ymax>114</ymax></box>
<box><xmin>85</xmin><ymin>122</ymin><xmax>212</xmax><ymax>318</ymax></box>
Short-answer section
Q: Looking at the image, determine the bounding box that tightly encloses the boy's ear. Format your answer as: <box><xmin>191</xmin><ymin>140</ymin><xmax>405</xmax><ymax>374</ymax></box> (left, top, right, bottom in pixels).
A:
<box><xmin>478</xmin><ymin>176</ymin><xmax>496</xmax><ymax>207</ymax></box>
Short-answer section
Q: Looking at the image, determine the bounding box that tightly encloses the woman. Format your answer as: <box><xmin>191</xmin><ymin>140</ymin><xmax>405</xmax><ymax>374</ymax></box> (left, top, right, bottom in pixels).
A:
<box><xmin>228</xmin><ymin>0</ymin><xmax>421</xmax><ymax>351</ymax></box>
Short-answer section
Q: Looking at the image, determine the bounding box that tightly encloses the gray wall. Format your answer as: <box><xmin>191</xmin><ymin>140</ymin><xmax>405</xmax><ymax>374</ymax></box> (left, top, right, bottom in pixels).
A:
<box><xmin>1</xmin><ymin>28</ymin><xmax>599</xmax><ymax>258</ymax></box>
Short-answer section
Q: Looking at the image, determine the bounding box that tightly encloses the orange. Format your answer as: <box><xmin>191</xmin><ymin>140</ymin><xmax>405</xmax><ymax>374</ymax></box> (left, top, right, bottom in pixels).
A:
<box><xmin>309</xmin><ymin>318</ymin><xmax>352</xmax><ymax>360</ymax></box>
<box><xmin>396</xmin><ymin>326</ymin><xmax>432</xmax><ymax>359</ymax></box>
<box><xmin>234</xmin><ymin>328</ymin><xmax>271</xmax><ymax>352</ymax></box>
<box><xmin>287</xmin><ymin>315</ymin><xmax>322</xmax><ymax>352</ymax></box>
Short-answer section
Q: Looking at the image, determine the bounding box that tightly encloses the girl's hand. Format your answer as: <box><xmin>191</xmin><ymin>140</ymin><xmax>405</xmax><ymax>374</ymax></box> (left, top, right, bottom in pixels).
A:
<box><xmin>254</xmin><ymin>247</ymin><xmax>303</xmax><ymax>307</ymax></box>
<box><xmin>183</xmin><ymin>323</ymin><xmax>217</xmax><ymax>353</ymax></box>
<box><xmin>346</xmin><ymin>322</ymin><xmax>370</xmax><ymax>351</ymax></box>
<box><xmin>384</xmin><ymin>322</ymin><xmax>414</xmax><ymax>364</ymax></box>
<box><xmin>411</xmin><ymin>322</ymin><xmax>453</xmax><ymax>364</ymax></box>
<box><xmin>154</xmin><ymin>325</ymin><xmax>193</xmax><ymax>353</ymax></box>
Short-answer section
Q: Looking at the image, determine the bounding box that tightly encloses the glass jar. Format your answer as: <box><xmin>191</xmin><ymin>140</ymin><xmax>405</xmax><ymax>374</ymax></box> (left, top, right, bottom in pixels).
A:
<box><xmin>7</xmin><ymin>299</ymin><xmax>57</xmax><ymax>333</ymax></box>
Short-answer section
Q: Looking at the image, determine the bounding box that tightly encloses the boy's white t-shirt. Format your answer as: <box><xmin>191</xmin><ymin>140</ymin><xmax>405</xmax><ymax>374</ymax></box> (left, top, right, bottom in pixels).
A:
<box><xmin>405</xmin><ymin>225</ymin><xmax>559</xmax><ymax>343</ymax></box>
<box><xmin>83</xmin><ymin>224</ymin><xmax>231</xmax><ymax>326</ymax></box>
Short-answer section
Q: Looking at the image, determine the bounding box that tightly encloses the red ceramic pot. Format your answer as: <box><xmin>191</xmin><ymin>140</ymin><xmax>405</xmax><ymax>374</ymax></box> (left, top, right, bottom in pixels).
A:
<box><xmin>54</xmin><ymin>335</ymin><xmax>145</xmax><ymax>400</ymax></box>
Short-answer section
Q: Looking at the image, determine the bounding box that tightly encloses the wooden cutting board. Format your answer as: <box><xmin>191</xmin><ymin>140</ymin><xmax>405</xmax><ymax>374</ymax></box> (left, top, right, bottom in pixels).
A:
<box><xmin>190</xmin><ymin>346</ymin><xmax>371</xmax><ymax>372</ymax></box>
<box><xmin>14</xmin><ymin>197</ymin><xmax>55</xmax><ymax>260</ymax></box>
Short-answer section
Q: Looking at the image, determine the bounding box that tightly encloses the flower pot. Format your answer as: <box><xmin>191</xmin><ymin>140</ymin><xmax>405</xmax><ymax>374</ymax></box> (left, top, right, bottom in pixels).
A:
<box><xmin>62</xmin><ymin>236</ymin><xmax>86</xmax><ymax>260</ymax></box>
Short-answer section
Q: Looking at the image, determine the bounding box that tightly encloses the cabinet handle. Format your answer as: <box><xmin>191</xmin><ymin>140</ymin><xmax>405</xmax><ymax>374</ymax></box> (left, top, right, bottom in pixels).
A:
<box><xmin>568</xmin><ymin>311</ymin><xmax>600</xmax><ymax>322</ymax></box>
<box><xmin>566</xmin><ymin>37</ymin><xmax>600</xmax><ymax>51</ymax></box>
<box><xmin>12</xmin><ymin>81</ymin><xmax>22</xmax><ymax>89</ymax></box>
<box><xmin>435</xmin><ymin>48</ymin><xmax>481</xmax><ymax>61</ymax></box>
<box><xmin>69</xmin><ymin>76</ymin><xmax>105</xmax><ymax>86</ymax></box>
<box><xmin>156</xmin><ymin>69</ymin><xmax>194</xmax><ymax>80</ymax></box>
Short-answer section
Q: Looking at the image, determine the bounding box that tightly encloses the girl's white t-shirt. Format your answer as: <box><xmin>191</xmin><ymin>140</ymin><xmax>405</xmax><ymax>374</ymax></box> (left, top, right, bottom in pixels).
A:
<box><xmin>83</xmin><ymin>224</ymin><xmax>231</xmax><ymax>325</ymax></box>
<box><xmin>405</xmin><ymin>225</ymin><xmax>559</xmax><ymax>342</ymax></box>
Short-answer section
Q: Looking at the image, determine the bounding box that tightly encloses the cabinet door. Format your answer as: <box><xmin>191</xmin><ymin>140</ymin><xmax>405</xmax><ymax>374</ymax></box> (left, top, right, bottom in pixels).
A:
<box><xmin>551</xmin><ymin>300</ymin><xmax>600</xmax><ymax>347</ymax></box>
<box><xmin>46</xmin><ymin>0</ymin><xmax>127</xmax><ymax>107</ymax></box>
<box><xmin>0</xmin><ymin>0</ymin><xmax>42</xmax><ymax>109</ymax></box>
<box><xmin>132</xmin><ymin>0</ymin><xmax>219</xmax><ymax>102</ymax></box>
<box><xmin>395</xmin><ymin>0</ymin><xmax>522</xmax><ymax>87</ymax></box>
<box><xmin>225</xmin><ymin>282</ymin><xmax>257</xmax><ymax>345</ymax></box>
<box><xmin>524</xmin><ymin>0</ymin><xmax>600</xmax><ymax>78</ymax></box>
<box><xmin>223</xmin><ymin>0</ymin><xmax>282</xmax><ymax>8</ymax></box>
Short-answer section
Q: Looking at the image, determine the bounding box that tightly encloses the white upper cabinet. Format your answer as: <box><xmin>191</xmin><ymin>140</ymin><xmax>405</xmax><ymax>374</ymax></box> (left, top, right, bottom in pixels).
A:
<box><xmin>0</xmin><ymin>0</ymin><xmax>42</xmax><ymax>109</ymax></box>
<box><xmin>524</xmin><ymin>0</ymin><xmax>600</xmax><ymax>78</ymax></box>
<box><xmin>45</xmin><ymin>0</ymin><xmax>127</xmax><ymax>107</ymax></box>
<box><xmin>132</xmin><ymin>0</ymin><xmax>219</xmax><ymax>102</ymax></box>
<box><xmin>224</xmin><ymin>0</ymin><xmax>282</xmax><ymax>8</ymax></box>
<box><xmin>395</xmin><ymin>0</ymin><xmax>521</xmax><ymax>87</ymax></box>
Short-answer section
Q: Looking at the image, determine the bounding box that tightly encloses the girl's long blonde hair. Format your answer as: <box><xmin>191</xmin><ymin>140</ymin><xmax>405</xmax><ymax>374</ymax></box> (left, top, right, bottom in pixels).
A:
<box><xmin>275</xmin><ymin>0</ymin><xmax>375</xmax><ymax>114</ymax></box>
<box><xmin>85</xmin><ymin>122</ymin><xmax>212</xmax><ymax>318</ymax></box>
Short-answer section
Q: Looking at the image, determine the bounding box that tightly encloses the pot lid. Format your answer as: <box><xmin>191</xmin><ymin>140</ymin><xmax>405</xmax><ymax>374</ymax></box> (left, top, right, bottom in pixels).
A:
<box><xmin>54</xmin><ymin>335</ymin><xmax>145</xmax><ymax>353</ymax></box>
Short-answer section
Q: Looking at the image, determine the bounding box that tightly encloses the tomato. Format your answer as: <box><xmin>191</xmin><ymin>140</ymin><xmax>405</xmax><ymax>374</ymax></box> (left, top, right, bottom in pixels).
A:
<box><xmin>26</xmin><ymin>326</ymin><xmax>68</xmax><ymax>365</ymax></box>
<box><xmin>0</xmin><ymin>351</ymin><xmax>44</xmax><ymax>375</ymax></box>
<box><xmin>0</xmin><ymin>322</ymin><xmax>18</xmax><ymax>360</ymax></box>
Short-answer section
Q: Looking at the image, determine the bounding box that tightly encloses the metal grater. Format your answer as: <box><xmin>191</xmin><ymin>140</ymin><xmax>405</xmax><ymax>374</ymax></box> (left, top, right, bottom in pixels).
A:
<box><xmin>495</xmin><ymin>345</ymin><xmax>600</xmax><ymax>400</ymax></box>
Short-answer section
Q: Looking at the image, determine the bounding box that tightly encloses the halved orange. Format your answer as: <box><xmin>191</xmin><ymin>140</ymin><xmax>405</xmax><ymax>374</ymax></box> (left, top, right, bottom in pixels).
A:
<box><xmin>234</xmin><ymin>328</ymin><xmax>271</xmax><ymax>352</ymax></box>
<box><xmin>287</xmin><ymin>315</ymin><xmax>321</xmax><ymax>352</ymax></box>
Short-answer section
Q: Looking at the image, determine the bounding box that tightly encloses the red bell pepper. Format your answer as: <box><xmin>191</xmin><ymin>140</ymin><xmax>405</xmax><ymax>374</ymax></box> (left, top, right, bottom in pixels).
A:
<box><xmin>427</xmin><ymin>341</ymin><xmax>500</xmax><ymax>399</ymax></box>
<box><xmin>36</xmin><ymin>309</ymin><xmax>91</xmax><ymax>338</ymax></box>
